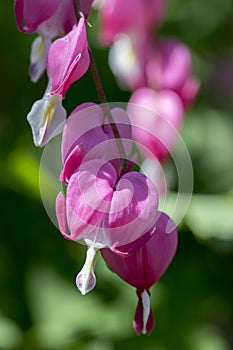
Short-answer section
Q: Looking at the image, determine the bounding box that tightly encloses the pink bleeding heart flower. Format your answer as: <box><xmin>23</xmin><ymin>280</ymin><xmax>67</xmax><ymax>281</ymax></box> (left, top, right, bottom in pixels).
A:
<box><xmin>56</xmin><ymin>159</ymin><xmax>159</xmax><ymax>295</ymax></box>
<box><xmin>108</xmin><ymin>35</ymin><xmax>199</xmax><ymax>108</ymax></box>
<box><xmin>99</xmin><ymin>0</ymin><xmax>166</xmax><ymax>46</ymax></box>
<box><xmin>146</xmin><ymin>38</ymin><xmax>199</xmax><ymax>107</ymax></box>
<box><xmin>14</xmin><ymin>0</ymin><xmax>77</xmax><ymax>82</ymax></box>
<box><xmin>101</xmin><ymin>212</ymin><xmax>178</xmax><ymax>335</ymax></box>
<box><xmin>14</xmin><ymin>0</ymin><xmax>63</xmax><ymax>34</ymax></box>
<box><xmin>60</xmin><ymin>103</ymin><xmax>132</xmax><ymax>184</ymax></box>
<box><xmin>14</xmin><ymin>0</ymin><xmax>93</xmax><ymax>35</ymax></box>
<box><xmin>27</xmin><ymin>18</ymin><xmax>90</xmax><ymax>147</ymax></box>
<box><xmin>128</xmin><ymin>87</ymin><xmax>184</xmax><ymax>161</ymax></box>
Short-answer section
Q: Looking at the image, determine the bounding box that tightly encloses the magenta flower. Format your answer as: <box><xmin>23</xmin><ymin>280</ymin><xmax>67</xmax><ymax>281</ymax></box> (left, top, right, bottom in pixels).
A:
<box><xmin>14</xmin><ymin>0</ymin><xmax>93</xmax><ymax>35</ymax></box>
<box><xmin>128</xmin><ymin>88</ymin><xmax>184</xmax><ymax>161</ymax></box>
<box><xmin>109</xmin><ymin>36</ymin><xmax>199</xmax><ymax>108</ymax></box>
<box><xmin>27</xmin><ymin>18</ymin><xmax>90</xmax><ymax>147</ymax></box>
<box><xmin>146</xmin><ymin>38</ymin><xmax>199</xmax><ymax>107</ymax></box>
<box><xmin>60</xmin><ymin>104</ymin><xmax>132</xmax><ymax>183</ymax></box>
<box><xmin>47</xmin><ymin>19</ymin><xmax>90</xmax><ymax>98</ymax></box>
<box><xmin>14</xmin><ymin>0</ymin><xmax>63</xmax><ymax>34</ymax></box>
<box><xmin>99</xmin><ymin>0</ymin><xmax>166</xmax><ymax>46</ymax></box>
<box><xmin>14</xmin><ymin>0</ymin><xmax>77</xmax><ymax>82</ymax></box>
<box><xmin>101</xmin><ymin>212</ymin><xmax>178</xmax><ymax>335</ymax></box>
<box><xmin>56</xmin><ymin>159</ymin><xmax>159</xmax><ymax>294</ymax></box>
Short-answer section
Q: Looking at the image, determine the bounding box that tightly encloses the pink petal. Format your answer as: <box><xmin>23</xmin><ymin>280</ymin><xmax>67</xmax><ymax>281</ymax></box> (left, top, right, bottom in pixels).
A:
<box><xmin>128</xmin><ymin>87</ymin><xmax>184</xmax><ymax>160</ymax></box>
<box><xmin>14</xmin><ymin>0</ymin><xmax>61</xmax><ymax>33</ymax></box>
<box><xmin>103</xmin><ymin>172</ymin><xmax>159</xmax><ymax>247</ymax></box>
<box><xmin>101</xmin><ymin>212</ymin><xmax>178</xmax><ymax>289</ymax></box>
<box><xmin>56</xmin><ymin>191</ymin><xmax>72</xmax><ymax>240</ymax></box>
<box><xmin>112</xmin><ymin>225</ymin><xmax>156</xmax><ymax>256</ymax></box>
<box><xmin>60</xmin><ymin>105</ymin><xmax>132</xmax><ymax>182</ymax></box>
<box><xmin>65</xmin><ymin>160</ymin><xmax>116</xmax><ymax>242</ymax></box>
<box><xmin>48</xmin><ymin>18</ymin><xmax>90</xmax><ymax>98</ymax></box>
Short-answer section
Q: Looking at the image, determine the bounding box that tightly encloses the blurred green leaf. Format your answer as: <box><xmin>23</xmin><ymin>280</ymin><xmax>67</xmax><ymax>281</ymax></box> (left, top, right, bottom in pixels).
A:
<box><xmin>186</xmin><ymin>193</ymin><xmax>233</xmax><ymax>241</ymax></box>
<box><xmin>0</xmin><ymin>314</ymin><xmax>22</xmax><ymax>349</ymax></box>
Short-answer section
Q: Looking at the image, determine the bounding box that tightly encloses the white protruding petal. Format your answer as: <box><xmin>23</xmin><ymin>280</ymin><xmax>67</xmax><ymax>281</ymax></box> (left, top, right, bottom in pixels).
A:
<box><xmin>76</xmin><ymin>247</ymin><xmax>97</xmax><ymax>295</ymax></box>
<box><xmin>27</xmin><ymin>93</ymin><xmax>66</xmax><ymax>147</ymax></box>
<box><xmin>109</xmin><ymin>34</ymin><xmax>140</xmax><ymax>89</ymax></box>
<box><xmin>29</xmin><ymin>36</ymin><xmax>51</xmax><ymax>83</ymax></box>
<box><xmin>141</xmin><ymin>289</ymin><xmax>151</xmax><ymax>334</ymax></box>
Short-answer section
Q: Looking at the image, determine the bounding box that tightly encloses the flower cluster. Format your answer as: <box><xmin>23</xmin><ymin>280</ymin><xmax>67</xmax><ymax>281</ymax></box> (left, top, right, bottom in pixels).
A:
<box><xmin>14</xmin><ymin>0</ymin><xmax>198</xmax><ymax>336</ymax></box>
<box><xmin>15</xmin><ymin>0</ymin><xmax>92</xmax><ymax>146</ymax></box>
<box><xmin>99</xmin><ymin>0</ymin><xmax>199</xmax><ymax>161</ymax></box>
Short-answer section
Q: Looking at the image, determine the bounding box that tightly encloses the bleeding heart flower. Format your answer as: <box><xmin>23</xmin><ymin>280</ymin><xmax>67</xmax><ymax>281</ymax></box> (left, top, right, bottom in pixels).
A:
<box><xmin>56</xmin><ymin>159</ymin><xmax>159</xmax><ymax>295</ymax></box>
<box><xmin>101</xmin><ymin>212</ymin><xmax>178</xmax><ymax>335</ymax></box>
<box><xmin>60</xmin><ymin>103</ymin><xmax>132</xmax><ymax>183</ymax></box>
<box><xmin>27</xmin><ymin>18</ymin><xmax>90</xmax><ymax>147</ymax></box>
<box><xmin>145</xmin><ymin>38</ymin><xmax>199</xmax><ymax>107</ymax></box>
<box><xmin>99</xmin><ymin>0</ymin><xmax>166</xmax><ymax>46</ymax></box>
<box><xmin>14</xmin><ymin>0</ymin><xmax>76</xmax><ymax>82</ymax></box>
<box><xmin>128</xmin><ymin>88</ymin><xmax>184</xmax><ymax>161</ymax></box>
<box><xmin>14</xmin><ymin>0</ymin><xmax>93</xmax><ymax>35</ymax></box>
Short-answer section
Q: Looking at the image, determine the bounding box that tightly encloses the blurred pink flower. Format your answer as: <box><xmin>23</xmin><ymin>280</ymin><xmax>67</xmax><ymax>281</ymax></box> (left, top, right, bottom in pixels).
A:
<box><xmin>109</xmin><ymin>36</ymin><xmax>199</xmax><ymax>107</ymax></box>
<box><xmin>146</xmin><ymin>38</ymin><xmax>199</xmax><ymax>107</ymax></box>
<box><xmin>56</xmin><ymin>159</ymin><xmax>159</xmax><ymax>294</ymax></box>
<box><xmin>101</xmin><ymin>212</ymin><xmax>178</xmax><ymax>335</ymax></box>
<box><xmin>128</xmin><ymin>88</ymin><xmax>184</xmax><ymax>161</ymax></box>
<box><xmin>99</xmin><ymin>0</ymin><xmax>166</xmax><ymax>46</ymax></box>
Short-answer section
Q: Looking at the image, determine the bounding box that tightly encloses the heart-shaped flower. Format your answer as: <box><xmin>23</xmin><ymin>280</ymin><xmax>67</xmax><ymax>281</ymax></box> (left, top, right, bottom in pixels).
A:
<box><xmin>56</xmin><ymin>159</ymin><xmax>159</xmax><ymax>294</ymax></box>
<box><xmin>101</xmin><ymin>212</ymin><xmax>178</xmax><ymax>334</ymax></box>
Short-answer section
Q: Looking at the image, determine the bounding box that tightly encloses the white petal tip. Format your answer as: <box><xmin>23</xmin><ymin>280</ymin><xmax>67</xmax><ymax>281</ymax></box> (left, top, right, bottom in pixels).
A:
<box><xmin>76</xmin><ymin>247</ymin><xmax>97</xmax><ymax>295</ymax></box>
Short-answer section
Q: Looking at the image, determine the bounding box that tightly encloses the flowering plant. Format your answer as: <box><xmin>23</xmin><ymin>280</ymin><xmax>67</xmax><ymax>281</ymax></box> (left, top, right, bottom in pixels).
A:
<box><xmin>13</xmin><ymin>0</ymin><xmax>199</xmax><ymax>336</ymax></box>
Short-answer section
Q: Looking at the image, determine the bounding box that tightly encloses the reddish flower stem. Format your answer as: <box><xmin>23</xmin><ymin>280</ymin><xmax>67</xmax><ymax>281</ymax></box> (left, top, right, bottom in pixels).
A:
<box><xmin>73</xmin><ymin>0</ymin><xmax>128</xmax><ymax>173</ymax></box>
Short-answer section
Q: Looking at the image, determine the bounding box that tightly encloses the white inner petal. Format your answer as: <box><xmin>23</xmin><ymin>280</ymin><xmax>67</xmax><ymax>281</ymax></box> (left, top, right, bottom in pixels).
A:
<box><xmin>76</xmin><ymin>247</ymin><xmax>97</xmax><ymax>295</ymax></box>
<box><xmin>141</xmin><ymin>289</ymin><xmax>151</xmax><ymax>334</ymax></box>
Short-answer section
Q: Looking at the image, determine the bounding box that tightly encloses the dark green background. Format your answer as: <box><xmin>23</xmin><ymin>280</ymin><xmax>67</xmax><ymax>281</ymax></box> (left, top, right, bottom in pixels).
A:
<box><xmin>1</xmin><ymin>1</ymin><xmax>233</xmax><ymax>349</ymax></box>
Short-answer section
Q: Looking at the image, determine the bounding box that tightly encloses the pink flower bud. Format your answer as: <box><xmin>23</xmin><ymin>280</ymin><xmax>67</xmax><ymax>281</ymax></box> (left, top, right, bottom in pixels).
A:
<box><xmin>101</xmin><ymin>212</ymin><xmax>178</xmax><ymax>334</ymax></box>
<box><xmin>48</xmin><ymin>18</ymin><xmax>90</xmax><ymax>98</ymax></box>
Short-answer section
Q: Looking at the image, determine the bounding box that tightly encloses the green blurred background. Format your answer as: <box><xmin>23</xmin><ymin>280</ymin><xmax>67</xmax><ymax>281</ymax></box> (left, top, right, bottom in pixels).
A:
<box><xmin>1</xmin><ymin>1</ymin><xmax>233</xmax><ymax>349</ymax></box>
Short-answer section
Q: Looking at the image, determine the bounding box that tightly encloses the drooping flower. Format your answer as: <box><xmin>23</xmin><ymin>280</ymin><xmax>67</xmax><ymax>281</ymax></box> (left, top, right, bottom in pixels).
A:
<box><xmin>27</xmin><ymin>18</ymin><xmax>90</xmax><ymax>147</ymax></box>
<box><xmin>60</xmin><ymin>103</ymin><xmax>132</xmax><ymax>183</ymax></box>
<box><xmin>47</xmin><ymin>19</ymin><xmax>90</xmax><ymax>98</ymax></box>
<box><xmin>56</xmin><ymin>159</ymin><xmax>160</xmax><ymax>295</ymax></box>
<box><xmin>99</xmin><ymin>0</ymin><xmax>166</xmax><ymax>46</ymax></box>
<box><xmin>14</xmin><ymin>0</ymin><xmax>77</xmax><ymax>82</ymax></box>
<box><xmin>108</xmin><ymin>35</ymin><xmax>199</xmax><ymax>107</ymax></box>
<box><xmin>146</xmin><ymin>38</ymin><xmax>199</xmax><ymax>107</ymax></box>
<box><xmin>101</xmin><ymin>212</ymin><xmax>178</xmax><ymax>335</ymax></box>
<box><xmin>14</xmin><ymin>0</ymin><xmax>93</xmax><ymax>35</ymax></box>
<box><xmin>127</xmin><ymin>88</ymin><xmax>184</xmax><ymax>161</ymax></box>
<box><xmin>108</xmin><ymin>34</ymin><xmax>147</xmax><ymax>91</ymax></box>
